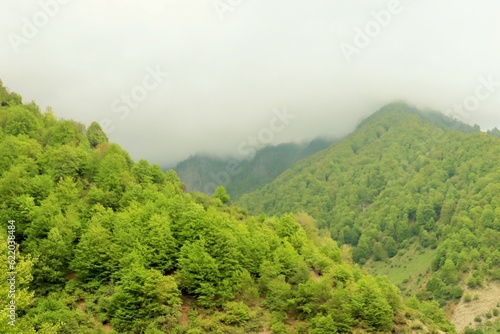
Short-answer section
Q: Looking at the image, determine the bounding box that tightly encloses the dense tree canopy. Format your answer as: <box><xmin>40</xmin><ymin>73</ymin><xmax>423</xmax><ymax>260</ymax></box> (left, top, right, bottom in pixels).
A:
<box><xmin>239</xmin><ymin>103</ymin><xmax>500</xmax><ymax>305</ymax></box>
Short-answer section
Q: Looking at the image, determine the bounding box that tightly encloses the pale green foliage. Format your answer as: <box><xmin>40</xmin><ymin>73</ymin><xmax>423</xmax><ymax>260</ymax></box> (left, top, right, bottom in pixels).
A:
<box><xmin>86</xmin><ymin>121</ymin><xmax>108</xmax><ymax>148</ymax></box>
<box><xmin>70</xmin><ymin>222</ymin><xmax>116</xmax><ymax>283</ymax></box>
<box><xmin>213</xmin><ymin>185</ymin><xmax>230</xmax><ymax>204</ymax></box>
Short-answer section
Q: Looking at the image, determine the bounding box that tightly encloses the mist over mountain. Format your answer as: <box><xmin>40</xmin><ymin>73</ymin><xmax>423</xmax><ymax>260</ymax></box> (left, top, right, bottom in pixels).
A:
<box><xmin>2</xmin><ymin>1</ymin><xmax>500</xmax><ymax>166</ymax></box>
<box><xmin>173</xmin><ymin>137</ymin><xmax>335</xmax><ymax>199</ymax></box>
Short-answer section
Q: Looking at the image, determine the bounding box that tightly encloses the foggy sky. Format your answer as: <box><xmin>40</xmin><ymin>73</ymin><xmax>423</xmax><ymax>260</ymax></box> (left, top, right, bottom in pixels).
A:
<box><xmin>1</xmin><ymin>0</ymin><xmax>500</xmax><ymax>166</ymax></box>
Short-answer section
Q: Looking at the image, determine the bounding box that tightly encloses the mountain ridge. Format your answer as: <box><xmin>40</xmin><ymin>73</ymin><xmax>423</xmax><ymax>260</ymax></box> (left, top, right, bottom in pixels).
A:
<box><xmin>238</xmin><ymin>103</ymin><xmax>500</xmax><ymax>331</ymax></box>
<box><xmin>173</xmin><ymin>137</ymin><xmax>335</xmax><ymax>199</ymax></box>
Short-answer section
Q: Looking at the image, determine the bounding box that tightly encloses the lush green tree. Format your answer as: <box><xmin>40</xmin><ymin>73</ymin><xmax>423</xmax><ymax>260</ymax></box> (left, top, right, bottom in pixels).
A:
<box><xmin>177</xmin><ymin>239</ymin><xmax>219</xmax><ymax>305</ymax></box>
<box><xmin>108</xmin><ymin>266</ymin><xmax>181</xmax><ymax>333</ymax></box>
<box><xmin>86</xmin><ymin>121</ymin><xmax>108</xmax><ymax>148</ymax></box>
<box><xmin>372</xmin><ymin>241</ymin><xmax>387</xmax><ymax>261</ymax></box>
<box><xmin>0</xmin><ymin>233</ymin><xmax>45</xmax><ymax>334</ymax></box>
<box><xmin>70</xmin><ymin>222</ymin><xmax>117</xmax><ymax>284</ymax></box>
<box><xmin>43</xmin><ymin>119</ymin><xmax>85</xmax><ymax>147</ymax></box>
<box><xmin>143</xmin><ymin>214</ymin><xmax>177</xmax><ymax>273</ymax></box>
<box><xmin>213</xmin><ymin>185</ymin><xmax>230</xmax><ymax>204</ymax></box>
<box><xmin>95</xmin><ymin>152</ymin><xmax>131</xmax><ymax>192</ymax></box>
<box><xmin>310</xmin><ymin>314</ymin><xmax>338</xmax><ymax>334</ymax></box>
<box><xmin>352</xmin><ymin>235</ymin><xmax>371</xmax><ymax>264</ymax></box>
<box><xmin>293</xmin><ymin>278</ymin><xmax>332</xmax><ymax>316</ymax></box>
<box><xmin>353</xmin><ymin>277</ymin><xmax>393</xmax><ymax>331</ymax></box>
<box><xmin>4</xmin><ymin>106</ymin><xmax>40</xmax><ymax>138</ymax></box>
<box><xmin>440</xmin><ymin>259</ymin><xmax>459</xmax><ymax>285</ymax></box>
<box><xmin>264</xmin><ymin>276</ymin><xmax>292</xmax><ymax>312</ymax></box>
<box><xmin>276</xmin><ymin>213</ymin><xmax>301</xmax><ymax>239</ymax></box>
<box><xmin>41</xmin><ymin>145</ymin><xmax>90</xmax><ymax>181</ymax></box>
<box><xmin>384</xmin><ymin>236</ymin><xmax>397</xmax><ymax>257</ymax></box>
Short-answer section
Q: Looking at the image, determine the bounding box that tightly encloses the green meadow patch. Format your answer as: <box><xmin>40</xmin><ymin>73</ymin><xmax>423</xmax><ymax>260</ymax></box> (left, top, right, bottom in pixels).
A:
<box><xmin>365</xmin><ymin>245</ymin><xmax>436</xmax><ymax>297</ymax></box>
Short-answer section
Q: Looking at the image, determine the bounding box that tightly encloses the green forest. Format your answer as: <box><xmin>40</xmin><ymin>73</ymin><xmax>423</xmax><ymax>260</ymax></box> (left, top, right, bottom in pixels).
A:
<box><xmin>0</xmin><ymin>83</ymin><xmax>460</xmax><ymax>333</ymax></box>
<box><xmin>239</xmin><ymin>103</ymin><xmax>500</xmax><ymax>308</ymax></box>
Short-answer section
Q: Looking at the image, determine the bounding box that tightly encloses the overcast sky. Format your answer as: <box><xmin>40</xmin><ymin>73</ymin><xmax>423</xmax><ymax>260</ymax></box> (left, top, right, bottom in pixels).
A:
<box><xmin>1</xmin><ymin>0</ymin><xmax>500</xmax><ymax>166</ymax></box>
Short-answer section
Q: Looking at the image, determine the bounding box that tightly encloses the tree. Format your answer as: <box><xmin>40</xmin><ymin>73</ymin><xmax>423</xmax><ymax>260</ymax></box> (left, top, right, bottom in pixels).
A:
<box><xmin>276</xmin><ymin>213</ymin><xmax>301</xmax><ymax>239</ymax></box>
<box><xmin>487</xmin><ymin>127</ymin><xmax>500</xmax><ymax>137</ymax></box>
<box><xmin>4</xmin><ymin>106</ymin><xmax>39</xmax><ymax>138</ymax></box>
<box><xmin>86</xmin><ymin>121</ymin><xmax>108</xmax><ymax>148</ymax></box>
<box><xmin>108</xmin><ymin>266</ymin><xmax>181</xmax><ymax>332</ymax></box>
<box><xmin>264</xmin><ymin>275</ymin><xmax>292</xmax><ymax>312</ymax></box>
<box><xmin>310</xmin><ymin>314</ymin><xmax>338</xmax><ymax>334</ymax></box>
<box><xmin>43</xmin><ymin>119</ymin><xmax>85</xmax><ymax>147</ymax></box>
<box><xmin>0</xmin><ymin>135</ymin><xmax>42</xmax><ymax>172</ymax></box>
<box><xmin>27</xmin><ymin>226</ymin><xmax>75</xmax><ymax>292</ymax></box>
<box><xmin>440</xmin><ymin>259</ymin><xmax>458</xmax><ymax>284</ymax></box>
<box><xmin>0</xmin><ymin>233</ymin><xmax>48</xmax><ymax>334</ymax></box>
<box><xmin>95</xmin><ymin>153</ymin><xmax>131</xmax><ymax>193</ymax></box>
<box><xmin>131</xmin><ymin>159</ymin><xmax>154</xmax><ymax>184</ymax></box>
<box><xmin>177</xmin><ymin>239</ymin><xmax>219</xmax><ymax>305</ymax></box>
<box><xmin>144</xmin><ymin>214</ymin><xmax>177</xmax><ymax>273</ymax></box>
<box><xmin>294</xmin><ymin>278</ymin><xmax>332</xmax><ymax>316</ymax></box>
<box><xmin>384</xmin><ymin>237</ymin><xmax>397</xmax><ymax>258</ymax></box>
<box><xmin>41</xmin><ymin>145</ymin><xmax>90</xmax><ymax>181</ymax></box>
<box><xmin>372</xmin><ymin>242</ymin><xmax>387</xmax><ymax>261</ymax></box>
<box><xmin>352</xmin><ymin>235</ymin><xmax>371</xmax><ymax>264</ymax></box>
<box><xmin>353</xmin><ymin>278</ymin><xmax>393</xmax><ymax>331</ymax></box>
<box><xmin>70</xmin><ymin>222</ymin><xmax>117</xmax><ymax>284</ymax></box>
<box><xmin>213</xmin><ymin>185</ymin><xmax>230</xmax><ymax>204</ymax></box>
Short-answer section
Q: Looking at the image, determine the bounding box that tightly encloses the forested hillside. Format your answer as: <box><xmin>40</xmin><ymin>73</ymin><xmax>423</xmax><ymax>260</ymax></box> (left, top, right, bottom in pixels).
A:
<box><xmin>0</xmin><ymin>83</ymin><xmax>457</xmax><ymax>333</ymax></box>
<box><xmin>173</xmin><ymin>138</ymin><xmax>334</xmax><ymax>199</ymax></box>
<box><xmin>239</xmin><ymin>103</ymin><xmax>500</xmax><ymax>307</ymax></box>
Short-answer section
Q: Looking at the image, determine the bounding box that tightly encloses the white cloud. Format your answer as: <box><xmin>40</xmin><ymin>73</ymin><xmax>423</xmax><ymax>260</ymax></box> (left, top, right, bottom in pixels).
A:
<box><xmin>1</xmin><ymin>0</ymin><xmax>499</xmax><ymax>165</ymax></box>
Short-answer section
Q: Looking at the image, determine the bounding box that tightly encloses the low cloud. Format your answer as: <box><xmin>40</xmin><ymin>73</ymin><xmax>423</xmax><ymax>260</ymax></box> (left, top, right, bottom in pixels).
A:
<box><xmin>1</xmin><ymin>0</ymin><xmax>499</xmax><ymax>166</ymax></box>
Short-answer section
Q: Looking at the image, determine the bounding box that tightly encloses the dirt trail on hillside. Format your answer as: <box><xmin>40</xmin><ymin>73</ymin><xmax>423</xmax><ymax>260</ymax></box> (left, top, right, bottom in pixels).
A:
<box><xmin>451</xmin><ymin>283</ymin><xmax>500</xmax><ymax>332</ymax></box>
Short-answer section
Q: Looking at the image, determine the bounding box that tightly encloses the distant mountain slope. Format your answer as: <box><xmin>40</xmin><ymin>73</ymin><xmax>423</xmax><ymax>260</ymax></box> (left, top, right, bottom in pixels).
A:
<box><xmin>239</xmin><ymin>103</ymin><xmax>500</xmax><ymax>309</ymax></box>
<box><xmin>173</xmin><ymin>138</ymin><xmax>335</xmax><ymax>199</ymax></box>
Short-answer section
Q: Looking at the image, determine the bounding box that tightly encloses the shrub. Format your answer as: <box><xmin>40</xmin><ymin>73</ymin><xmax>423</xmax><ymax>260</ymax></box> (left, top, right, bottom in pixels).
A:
<box><xmin>222</xmin><ymin>301</ymin><xmax>251</xmax><ymax>325</ymax></box>
<box><xmin>410</xmin><ymin>321</ymin><xmax>423</xmax><ymax>330</ymax></box>
<box><xmin>464</xmin><ymin>327</ymin><xmax>484</xmax><ymax>334</ymax></box>
<box><xmin>493</xmin><ymin>308</ymin><xmax>499</xmax><ymax>316</ymax></box>
<box><xmin>474</xmin><ymin>316</ymin><xmax>482</xmax><ymax>323</ymax></box>
<box><xmin>463</xmin><ymin>293</ymin><xmax>472</xmax><ymax>303</ymax></box>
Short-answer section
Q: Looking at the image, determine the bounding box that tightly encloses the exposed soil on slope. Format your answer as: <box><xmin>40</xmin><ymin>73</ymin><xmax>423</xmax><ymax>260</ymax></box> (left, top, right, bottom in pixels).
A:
<box><xmin>452</xmin><ymin>282</ymin><xmax>500</xmax><ymax>332</ymax></box>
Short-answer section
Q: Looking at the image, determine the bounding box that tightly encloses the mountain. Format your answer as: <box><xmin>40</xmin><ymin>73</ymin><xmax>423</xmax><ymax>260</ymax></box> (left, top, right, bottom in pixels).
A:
<box><xmin>239</xmin><ymin>103</ymin><xmax>500</xmax><ymax>327</ymax></box>
<box><xmin>0</xmin><ymin>83</ymin><xmax>458</xmax><ymax>333</ymax></box>
<box><xmin>173</xmin><ymin>138</ymin><xmax>334</xmax><ymax>200</ymax></box>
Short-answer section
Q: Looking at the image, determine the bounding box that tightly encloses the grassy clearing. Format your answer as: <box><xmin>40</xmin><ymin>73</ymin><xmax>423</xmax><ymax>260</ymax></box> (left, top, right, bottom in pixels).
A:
<box><xmin>364</xmin><ymin>245</ymin><xmax>436</xmax><ymax>297</ymax></box>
